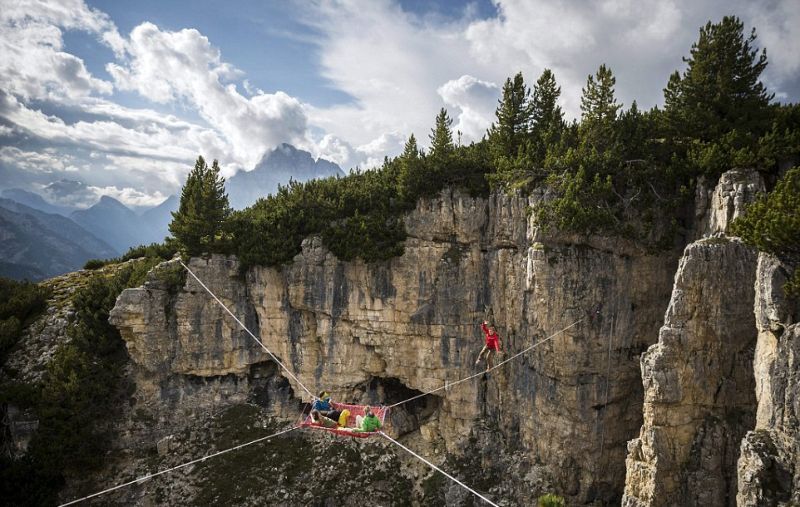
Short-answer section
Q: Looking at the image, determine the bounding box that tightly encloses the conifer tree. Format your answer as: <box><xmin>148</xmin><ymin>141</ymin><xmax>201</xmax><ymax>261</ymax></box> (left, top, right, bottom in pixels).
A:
<box><xmin>169</xmin><ymin>156</ymin><xmax>231</xmax><ymax>256</ymax></box>
<box><xmin>731</xmin><ymin>166</ymin><xmax>800</xmax><ymax>296</ymax></box>
<box><xmin>398</xmin><ymin>133</ymin><xmax>425</xmax><ymax>202</ymax></box>
<box><xmin>402</xmin><ymin>133</ymin><xmax>420</xmax><ymax>159</ymax></box>
<box><xmin>530</xmin><ymin>69</ymin><xmax>565</xmax><ymax>164</ymax></box>
<box><xmin>487</xmin><ymin>72</ymin><xmax>530</xmax><ymax>161</ymax></box>
<box><xmin>429</xmin><ymin>108</ymin><xmax>454</xmax><ymax>158</ymax></box>
<box><xmin>579</xmin><ymin>64</ymin><xmax>621</xmax><ymax>151</ymax></box>
<box><xmin>664</xmin><ymin>16</ymin><xmax>772</xmax><ymax>142</ymax></box>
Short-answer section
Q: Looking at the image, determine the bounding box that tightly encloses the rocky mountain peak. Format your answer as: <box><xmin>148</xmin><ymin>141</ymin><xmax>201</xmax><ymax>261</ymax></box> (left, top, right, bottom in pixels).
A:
<box><xmin>226</xmin><ymin>143</ymin><xmax>344</xmax><ymax>209</ymax></box>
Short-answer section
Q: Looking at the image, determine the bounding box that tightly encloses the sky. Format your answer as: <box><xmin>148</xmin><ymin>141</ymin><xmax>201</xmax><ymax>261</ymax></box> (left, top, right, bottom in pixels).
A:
<box><xmin>1</xmin><ymin>0</ymin><xmax>799</xmax><ymax>209</ymax></box>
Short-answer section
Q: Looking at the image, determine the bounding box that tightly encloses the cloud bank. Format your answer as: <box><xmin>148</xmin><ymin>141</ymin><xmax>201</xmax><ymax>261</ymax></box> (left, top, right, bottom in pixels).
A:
<box><xmin>1</xmin><ymin>0</ymin><xmax>799</xmax><ymax>208</ymax></box>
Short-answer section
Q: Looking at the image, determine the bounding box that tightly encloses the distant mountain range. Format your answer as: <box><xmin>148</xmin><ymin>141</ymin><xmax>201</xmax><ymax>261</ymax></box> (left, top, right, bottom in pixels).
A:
<box><xmin>0</xmin><ymin>198</ymin><xmax>117</xmax><ymax>280</ymax></box>
<box><xmin>1</xmin><ymin>188</ymin><xmax>75</xmax><ymax>216</ymax></box>
<box><xmin>0</xmin><ymin>144</ymin><xmax>342</xmax><ymax>280</ymax></box>
<box><xmin>139</xmin><ymin>194</ymin><xmax>179</xmax><ymax>244</ymax></box>
<box><xmin>226</xmin><ymin>143</ymin><xmax>343</xmax><ymax>209</ymax></box>
<box><xmin>70</xmin><ymin>196</ymin><xmax>149</xmax><ymax>253</ymax></box>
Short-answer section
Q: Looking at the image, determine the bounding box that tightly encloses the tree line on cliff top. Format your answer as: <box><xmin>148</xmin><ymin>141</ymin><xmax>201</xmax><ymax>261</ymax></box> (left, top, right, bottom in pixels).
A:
<box><xmin>167</xmin><ymin>15</ymin><xmax>798</xmax><ymax>275</ymax></box>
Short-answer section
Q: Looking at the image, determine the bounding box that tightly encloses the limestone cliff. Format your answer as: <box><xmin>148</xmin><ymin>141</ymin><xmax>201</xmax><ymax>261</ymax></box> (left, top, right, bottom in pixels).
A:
<box><xmin>111</xmin><ymin>189</ymin><xmax>679</xmax><ymax>504</ymax></box>
<box><xmin>737</xmin><ymin>254</ymin><xmax>799</xmax><ymax>506</ymax></box>
<box><xmin>692</xmin><ymin>168</ymin><xmax>766</xmax><ymax>240</ymax></box>
<box><xmin>622</xmin><ymin>238</ymin><xmax>758</xmax><ymax>506</ymax></box>
<box><xmin>622</xmin><ymin>168</ymin><xmax>768</xmax><ymax>506</ymax></box>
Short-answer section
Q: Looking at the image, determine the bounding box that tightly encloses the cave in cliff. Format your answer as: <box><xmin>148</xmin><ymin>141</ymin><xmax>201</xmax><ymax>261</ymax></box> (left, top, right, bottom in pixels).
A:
<box><xmin>357</xmin><ymin>376</ymin><xmax>441</xmax><ymax>436</ymax></box>
<box><xmin>248</xmin><ymin>360</ymin><xmax>300</xmax><ymax>413</ymax></box>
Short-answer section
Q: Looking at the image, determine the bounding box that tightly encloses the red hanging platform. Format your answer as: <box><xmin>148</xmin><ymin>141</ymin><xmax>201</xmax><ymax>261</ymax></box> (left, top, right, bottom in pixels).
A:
<box><xmin>300</xmin><ymin>402</ymin><xmax>389</xmax><ymax>438</ymax></box>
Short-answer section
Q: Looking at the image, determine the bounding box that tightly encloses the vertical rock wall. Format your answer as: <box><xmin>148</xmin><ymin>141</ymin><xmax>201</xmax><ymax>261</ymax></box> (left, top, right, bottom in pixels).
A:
<box><xmin>737</xmin><ymin>254</ymin><xmax>799</xmax><ymax>506</ymax></box>
<box><xmin>111</xmin><ymin>189</ymin><xmax>679</xmax><ymax>503</ymax></box>
<box><xmin>622</xmin><ymin>239</ymin><xmax>758</xmax><ymax>506</ymax></box>
<box><xmin>623</xmin><ymin>168</ymin><xmax>766</xmax><ymax>506</ymax></box>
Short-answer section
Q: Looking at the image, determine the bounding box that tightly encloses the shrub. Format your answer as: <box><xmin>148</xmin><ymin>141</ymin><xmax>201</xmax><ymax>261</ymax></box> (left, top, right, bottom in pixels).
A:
<box><xmin>1</xmin><ymin>257</ymin><xmax>161</xmax><ymax>502</ymax></box>
<box><xmin>538</xmin><ymin>493</ymin><xmax>566</xmax><ymax>507</ymax></box>
<box><xmin>83</xmin><ymin>258</ymin><xmax>107</xmax><ymax>270</ymax></box>
<box><xmin>0</xmin><ymin>278</ymin><xmax>50</xmax><ymax>364</ymax></box>
<box><xmin>120</xmin><ymin>241</ymin><xmax>178</xmax><ymax>262</ymax></box>
<box><xmin>731</xmin><ymin>166</ymin><xmax>800</xmax><ymax>297</ymax></box>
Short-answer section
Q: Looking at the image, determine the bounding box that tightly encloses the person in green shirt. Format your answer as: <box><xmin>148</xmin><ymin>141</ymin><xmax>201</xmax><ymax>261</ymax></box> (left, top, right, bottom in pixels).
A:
<box><xmin>355</xmin><ymin>406</ymin><xmax>382</xmax><ymax>432</ymax></box>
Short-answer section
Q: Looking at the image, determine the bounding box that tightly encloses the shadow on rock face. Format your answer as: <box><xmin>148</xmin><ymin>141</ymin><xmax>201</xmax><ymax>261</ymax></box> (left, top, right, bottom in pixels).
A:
<box><xmin>353</xmin><ymin>376</ymin><xmax>442</xmax><ymax>437</ymax></box>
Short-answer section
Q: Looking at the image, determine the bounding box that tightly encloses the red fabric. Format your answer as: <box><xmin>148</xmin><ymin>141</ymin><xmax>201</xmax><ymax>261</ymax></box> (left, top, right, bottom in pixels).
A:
<box><xmin>300</xmin><ymin>402</ymin><xmax>389</xmax><ymax>438</ymax></box>
<box><xmin>481</xmin><ymin>323</ymin><xmax>500</xmax><ymax>350</ymax></box>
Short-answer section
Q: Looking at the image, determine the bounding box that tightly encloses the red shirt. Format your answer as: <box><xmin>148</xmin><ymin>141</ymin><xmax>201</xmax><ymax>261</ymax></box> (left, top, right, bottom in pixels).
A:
<box><xmin>481</xmin><ymin>323</ymin><xmax>500</xmax><ymax>350</ymax></box>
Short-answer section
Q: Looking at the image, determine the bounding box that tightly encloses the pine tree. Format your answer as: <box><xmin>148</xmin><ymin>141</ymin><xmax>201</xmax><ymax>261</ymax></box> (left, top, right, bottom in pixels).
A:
<box><xmin>429</xmin><ymin>108</ymin><xmax>454</xmax><ymax>159</ymax></box>
<box><xmin>169</xmin><ymin>156</ymin><xmax>231</xmax><ymax>256</ymax></box>
<box><xmin>579</xmin><ymin>64</ymin><xmax>621</xmax><ymax>151</ymax></box>
<box><xmin>402</xmin><ymin>133</ymin><xmax>420</xmax><ymax>159</ymax></box>
<box><xmin>664</xmin><ymin>16</ymin><xmax>773</xmax><ymax>142</ymax></box>
<box><xmin>487</xmin><ymin>72</ymin><xmax>530</xmax><ymax>161</ymax></box>
<box><xmin>731</xmin><ymin>166</ymin><xmax>800</xmax><ymax>296</ymax></box>
<box><xmin>530</xmin><ymin>69</ymin><xmax>565</xmax><ymax>165</ymax></box>
<box><xmin>397</xmin><ymin>133</ymin><xmax>425</xmax><ymax>202</ymax></box>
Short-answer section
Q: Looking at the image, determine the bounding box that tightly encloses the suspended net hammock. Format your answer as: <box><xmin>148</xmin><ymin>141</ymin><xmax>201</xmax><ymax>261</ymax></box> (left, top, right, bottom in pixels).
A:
<box><xmin>300</xmin><ymin>402</ymin><xmax>389</xmax><ymax>438</ymax></box>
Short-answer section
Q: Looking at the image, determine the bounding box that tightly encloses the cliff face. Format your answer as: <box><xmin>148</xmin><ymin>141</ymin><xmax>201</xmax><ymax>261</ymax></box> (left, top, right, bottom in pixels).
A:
<box><xmin>622</xmin><ymin>168</ymin><xmax>768</xmax><ymax>506</ymax></box>
<box><xmin>111</xmin><ymin>190</ymin><xmax>679</xmax><ymax>503</ymax></box>
<box><xmin>737</xmin><ymin>254</ymin><xmax>799</xmax><ymax>506</ymax></box>
<box><xmin>622</xmin><ymin>238</ymin><xmax>758</xmax><ymax>506</ymax></box>
<box><xmin>109</xmin><ymin>167</ymin><xmax>798</xmax><ymax>504</ymax></box>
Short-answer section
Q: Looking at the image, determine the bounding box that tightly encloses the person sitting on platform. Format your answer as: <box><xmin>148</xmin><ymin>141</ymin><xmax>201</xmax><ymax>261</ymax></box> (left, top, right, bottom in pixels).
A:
<box><xmin>355</xmin><ymin>406</ymin><xmax>382</xmax><ymax>432</ymax></box>
<box><xmin>310</xmin><ymin>391</ymin><xmax>340</xmax><ymax>424</ymax></box>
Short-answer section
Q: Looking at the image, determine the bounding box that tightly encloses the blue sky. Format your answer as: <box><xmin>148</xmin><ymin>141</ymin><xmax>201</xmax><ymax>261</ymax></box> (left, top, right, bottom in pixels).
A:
<box><xmin>1</xmin><ymin>0</ymin><xmax>798</xmax><ymax>209</ymax></box>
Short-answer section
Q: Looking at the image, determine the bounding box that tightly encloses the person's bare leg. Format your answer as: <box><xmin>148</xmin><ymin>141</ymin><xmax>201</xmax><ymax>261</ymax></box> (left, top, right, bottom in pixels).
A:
<box><xmin>475</xmin><ymin>345</ymin><xmax>488</xmax><ymax>366</ymax></box>
<box><xmin>486</xmin><ymin>350</ymin><xmax>494</xmax><ymax>371</ymax></box>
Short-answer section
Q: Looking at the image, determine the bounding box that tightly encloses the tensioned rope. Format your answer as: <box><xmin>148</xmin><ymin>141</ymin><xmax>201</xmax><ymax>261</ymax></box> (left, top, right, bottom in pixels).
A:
<box><xmin>182</xmin><ymin>259</ymin><xmax>582</xmax><ymax>411</ymax></box>
<box><xmin>387</xmin><ymin>318</ymin><xmax>583</xmax><ymax>409</ymax></box>
<box><xmin>379</xmin><ymin>431</ymin><xmax>499</xmax><ymax>507</ymax></box>
<box><xmin>62</xmin><ymin>266</ymin><xmax>583</xmax><ymax>505</ymax></box>
<box><xmin>180</xmin><ymin>260</ymin><xmax>315</xmax><ymax>400</ymax></box>
<box><xmin>59</xmin><ymin>425</ymin><xmax>299</xmax><ymax>507</ymax></box>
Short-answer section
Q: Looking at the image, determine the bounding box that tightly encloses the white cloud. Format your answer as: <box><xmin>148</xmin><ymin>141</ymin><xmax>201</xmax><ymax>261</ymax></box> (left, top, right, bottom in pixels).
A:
<box><xmin>2</xmin><ymin>0</ymin><xmax>800</xmax><ymax>207</ymax></box>
<box><xmin>309</xmin><ymin>130</ymin><xmax>405</xmax><ymax>171</ymax></box>
<box><xmin>107</xmin><ymin>22</ymin><xmax>308</xmax><ymax>169</ymax></box>
<box><xmin>301</xmin><ymin>0</ymin><xmax>492</xmax><ymax>151</ymax></box>
<box><xmin>104</xmin><ymin>154</ymin><xmax>190</xmax><ymax>189</ymax></box>
<box><xmin>745</xmin><ymin>0</ymin><xmax>800</xmax><ymax>88</ymax></box>
<box><xmin>87</xmin><ymin>185</ymin><xmax>167</xmax><ymax>207</ymax></box>
<box><xmin>36</xmin><ymin>178</ymin><xmax>164</xmax><ymax>208</ymax></box>
<box><xmin>314</xmin><ymin>133</ymin><xmax>356</xmax><ymax>169</ymax></box>
<box><xmin>0</xmin><ymin>92</ymin><xmax>215</xmax><ymax>164</ymax></box>
<box><xmin>0</xmin><ymin>0</ymin><xmax>119</xmax><ymax>101</ymax></box>
<box><xmin>0</xmin><ymin>146</ymin><xmax>69</xmax><ymax>173</ymax></box>
<box><xmin>437</xmin><ymin>75</ymin><xmax>499</xmax><ymax>142</ymax></box>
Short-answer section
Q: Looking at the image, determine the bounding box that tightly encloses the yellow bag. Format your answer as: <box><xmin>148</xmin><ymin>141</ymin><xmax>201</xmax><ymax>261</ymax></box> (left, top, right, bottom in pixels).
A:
<box><xmin>338</xmin><ymin>409</ymin><xmax>350</xmax><ymax>427</ymax></box>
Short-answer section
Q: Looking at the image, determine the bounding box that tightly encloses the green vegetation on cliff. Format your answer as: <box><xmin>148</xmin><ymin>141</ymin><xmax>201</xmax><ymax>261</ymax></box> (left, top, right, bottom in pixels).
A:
<box><xmin>732</xmin><ymin>166</ymin><xmax>800</xmax><ymax>296</ymax></box>
<box><xmin>484</xmin><ymin>16</ymin><xmax>796</xmax><ymax>246</ymax></box>
<box><xmin>0</xmin><ymin>278</ymin><xmax>50</xmax><ymax>365</ymax></box>
<box><xmin>170</xmin><ymin>156</ymin><xmax>232</xmax><ymax>257</ymax></box>
<box><xmin>160</xmin><ymin>16</ymin><xmax>798</xmax><ymax>266</ymax></box>
<box><xmin>0</xmin><ymin>258</ymin><xmax>161</xmax><ymax>506</ymax></box>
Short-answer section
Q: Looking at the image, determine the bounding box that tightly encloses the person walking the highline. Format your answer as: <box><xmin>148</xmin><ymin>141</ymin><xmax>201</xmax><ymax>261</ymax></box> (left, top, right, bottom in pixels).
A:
<box><xmin>475</xmin><ymin>320</ymin><xmax>502</xmax><ymax>372</ymax></box>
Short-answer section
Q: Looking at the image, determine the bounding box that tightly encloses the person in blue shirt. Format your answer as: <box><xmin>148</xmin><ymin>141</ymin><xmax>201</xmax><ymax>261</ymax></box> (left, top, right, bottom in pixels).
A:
<box><xmin>312</xmin><ymin>391</ymin><xmax>332</xmax><ymax>412</ymax></box>
<box><xmin>310</xmin><ymin>391</ymin><xmax>341</xmax><ymax>425</ymax></box>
